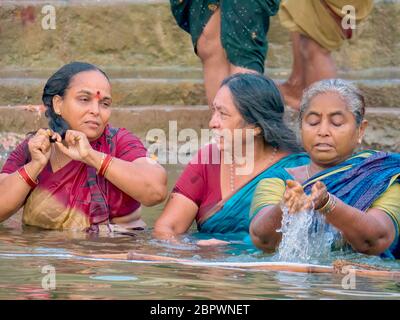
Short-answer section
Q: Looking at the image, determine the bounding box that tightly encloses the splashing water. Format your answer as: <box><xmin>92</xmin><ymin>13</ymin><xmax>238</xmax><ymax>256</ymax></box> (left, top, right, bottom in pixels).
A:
<box><xmin>277</xmin><ymin>206</ymin><xmax>337</xmax><ymax>263</ymax></box>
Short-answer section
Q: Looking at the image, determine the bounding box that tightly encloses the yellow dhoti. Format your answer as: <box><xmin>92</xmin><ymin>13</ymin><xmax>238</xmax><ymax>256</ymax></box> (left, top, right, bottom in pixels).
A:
<box><xmin>279</xmin><ymin>0</ymin><xmax>374</xmax><ymax>51</ymax></box>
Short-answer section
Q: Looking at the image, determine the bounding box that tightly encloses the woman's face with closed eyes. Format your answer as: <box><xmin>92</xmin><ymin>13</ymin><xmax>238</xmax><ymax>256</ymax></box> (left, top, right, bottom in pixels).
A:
<box><xmin>301</xmin><ymin>92</ymin><xmax>367</xmax><ymax>168</ymax></box>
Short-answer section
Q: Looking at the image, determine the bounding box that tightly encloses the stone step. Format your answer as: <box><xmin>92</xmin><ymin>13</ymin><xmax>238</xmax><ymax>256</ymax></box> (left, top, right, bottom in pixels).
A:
<box><xmin>2</xmin><ymin>65</ymin><xmax>400</xmax><ymax>80</ymax></box>
<box><xmin>0</xmin><ymin>105</ymin><xmax>398</xmax><ymax>152</ymax></box>
<box><xmin>0</xmin><ymin>71</ymin><xmax>399</xmax><ymax>107</ymax></box>
<box><xmin>0</xmin><ymin>0</ymin><xmax>399</xmax><ymax>70</ymax></box>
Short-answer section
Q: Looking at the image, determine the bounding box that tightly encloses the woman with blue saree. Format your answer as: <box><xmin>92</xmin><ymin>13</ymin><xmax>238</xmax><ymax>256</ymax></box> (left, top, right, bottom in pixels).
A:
<box><xmin>250</xmin><ymin>79</ymin><xmax>400</xmax><ymax>258</ymax></box>
<box><xmin>154</xmin><ymin>73</ymin><xmax>309</xmax><ymax>243</ymax></box>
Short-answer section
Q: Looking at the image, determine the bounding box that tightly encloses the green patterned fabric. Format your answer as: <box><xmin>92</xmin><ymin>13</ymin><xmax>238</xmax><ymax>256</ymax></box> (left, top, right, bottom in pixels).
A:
<box><xmin>170</xmin><ymin>0</ymin><xmax>281</xmax><ymax>73</ymax></box>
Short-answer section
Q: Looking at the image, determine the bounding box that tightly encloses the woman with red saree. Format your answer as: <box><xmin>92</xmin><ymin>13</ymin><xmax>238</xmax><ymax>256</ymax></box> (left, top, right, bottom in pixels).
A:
<box><xmin>0</xmin><ymin>62</ymin><xmax>167</xmax><ymax>232</ymax></box>
<box><xmin>154</xmin><ymin>73</ymin><xmax>309</xmax><ymax>244</ymax></box>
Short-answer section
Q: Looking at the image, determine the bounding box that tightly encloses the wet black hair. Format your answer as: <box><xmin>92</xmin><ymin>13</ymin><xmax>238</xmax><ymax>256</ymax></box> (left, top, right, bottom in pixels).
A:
<box><xmin>221</xmin><ymin>73</ymin><xmax>302</xmax><ymax>153</ymax></box>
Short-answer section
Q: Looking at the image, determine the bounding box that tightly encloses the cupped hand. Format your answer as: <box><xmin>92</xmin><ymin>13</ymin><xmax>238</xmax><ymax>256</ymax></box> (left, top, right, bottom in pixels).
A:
<box><xmin>310</xmin><ymin>181</ymin><xmax>329</xmax><ymax>210</ymax></box>
<box><xmin>283</xmin><ymin>180</ymin><xmax>313</xmax><ymax>214</ymax></box>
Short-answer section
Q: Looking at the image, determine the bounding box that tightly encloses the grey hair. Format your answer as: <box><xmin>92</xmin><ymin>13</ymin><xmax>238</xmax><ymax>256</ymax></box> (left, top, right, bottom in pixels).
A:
<box><xmin>299</xmin><ymin>79</ymin><xmax>366</xmax><ymax>127</ymax></box>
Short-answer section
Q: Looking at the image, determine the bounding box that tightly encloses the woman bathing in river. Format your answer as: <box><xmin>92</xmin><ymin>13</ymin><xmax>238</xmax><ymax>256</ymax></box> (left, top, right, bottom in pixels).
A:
<box><xmin>250</xmin><ymin>79</ymin><xmax>400</xmax><ymax>259</ymax></box>
<box><xmin>154</xmin><ymin>73</ymin><xmax>309</xmax><ymax>242</ymax></box>
<box><xmin>0</xmin><ymin>62</ymin><xmax>167</xmax><ymax>231</ymax></box>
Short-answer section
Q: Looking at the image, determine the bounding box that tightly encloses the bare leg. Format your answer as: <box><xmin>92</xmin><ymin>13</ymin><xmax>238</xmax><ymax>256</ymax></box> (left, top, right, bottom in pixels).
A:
<box><xmin>279</xmin><ymin>32</ymin><xmax>337</xmax><ymax>110</ymax></box>
<box><xmin>197</xmin><ymin>8</ymin><xmax>230</xmax><ymax>106</ymax></box>
<box><xmin>229</xmin><ymin>65</ymin><xmax>258</xmax><ymax>75</ymax></box>
<box><xmin>278</xmin><ymin>32</ymin><xmax>305</xmax><ymax>109</ymax></box>
<box><xmin>301</xmin><ymin>34</ymin><xmax>337</xmax><ymax>90</ymax></box>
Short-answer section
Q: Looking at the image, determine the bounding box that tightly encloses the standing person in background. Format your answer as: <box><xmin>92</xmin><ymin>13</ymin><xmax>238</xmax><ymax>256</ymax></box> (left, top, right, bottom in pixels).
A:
<box><xmin>170</xmin><ymin>0</ymin><xmax>281</xmax><ymax>106</ymax></box>
<box><xmin>278</xmin><ymin>0</ymin><xmax>374</xmax><ymax>109</ymax></box>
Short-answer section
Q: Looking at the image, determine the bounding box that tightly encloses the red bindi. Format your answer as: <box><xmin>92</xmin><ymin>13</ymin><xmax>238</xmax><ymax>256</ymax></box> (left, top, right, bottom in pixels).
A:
<box><xmin>95</xmin><ymin>91</ymin><xmax>102</xmax><ymax>100</ymax></box>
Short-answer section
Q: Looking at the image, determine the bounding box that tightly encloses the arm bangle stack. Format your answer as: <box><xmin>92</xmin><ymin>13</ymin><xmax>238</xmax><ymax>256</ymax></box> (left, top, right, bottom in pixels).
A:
<box><xmin>96</xmin><ymin>153</ymin><xmax>106</xmax><ymax>174</ymax></box>
<box><xmin>103</xmin><ymin>157</ymin><xmax>113</xmax><ymax>178</ymax></box>
<box><xmin>17</xmin><ymin>166</ymin><xmax>38</xmax><ymax>189</ymax></box>
<box><xmin>98</xmin><ymin>154</ymin><xmax>113</xmax><ymax>177</ymax></box>
<box><xmin>317</xmin><ymin>192</ymin><xmax>337</xmax><ymax>215</ymax></box>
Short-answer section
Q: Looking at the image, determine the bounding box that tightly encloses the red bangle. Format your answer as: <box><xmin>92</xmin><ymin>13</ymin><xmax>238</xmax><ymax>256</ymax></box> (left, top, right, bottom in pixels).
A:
<box><xmin>98</xmin><ymin>154</ymin><xmax>112</xmax><ymax>177</ymax></box>
<box><xmin>103</xmin><ymin>157</ymin><xmax>113</xmax><ymax>178</ymax></box>
<box><xmin>17</xmin><ymin>166</ymin><xmax>38</xmax><ymax>189</ymax></box>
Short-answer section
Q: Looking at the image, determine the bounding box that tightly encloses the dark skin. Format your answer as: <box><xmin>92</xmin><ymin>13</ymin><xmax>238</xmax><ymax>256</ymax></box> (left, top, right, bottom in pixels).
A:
<box><xmin>250</xmin><ymin>92</ymin><xmax>396</xmax><ymax>256</ymax></box>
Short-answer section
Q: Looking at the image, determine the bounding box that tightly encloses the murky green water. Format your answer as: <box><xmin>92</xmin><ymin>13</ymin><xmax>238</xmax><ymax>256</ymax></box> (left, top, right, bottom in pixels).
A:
<box><xmin>0</xmin><ymin>138</ymin><xmax>400</xmax><ymax>300</ymax></box>
<box><xmin>1</xmin><ymin>222</ymin><xmax>400</xmax><ymax>300</ymax></box>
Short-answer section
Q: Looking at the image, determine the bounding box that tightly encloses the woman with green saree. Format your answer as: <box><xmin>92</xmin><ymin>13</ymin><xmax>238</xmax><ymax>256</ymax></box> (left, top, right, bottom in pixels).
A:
<box><xmin>250</xmin><ymin>79</ymin><xmax>400</xmax><ymax>258</ymax></box>
<box><xmin>154</xmin><ymin>73</ymin><xmax>309</xmax><ymax>243</ymax></box>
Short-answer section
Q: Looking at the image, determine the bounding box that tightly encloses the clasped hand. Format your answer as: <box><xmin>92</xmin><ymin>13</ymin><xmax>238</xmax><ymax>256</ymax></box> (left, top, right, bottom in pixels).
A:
<box><xmin>28</xmin><ymin>128</ymin><xmax>93</xmax><ymax>167</ymax></box>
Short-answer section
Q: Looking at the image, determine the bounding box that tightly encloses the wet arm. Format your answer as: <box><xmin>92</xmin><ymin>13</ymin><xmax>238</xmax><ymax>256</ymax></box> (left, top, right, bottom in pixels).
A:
<box><xmin>249</xmin><ymin>177</ymin><xmax>287</xmax><ymax>252</ymax></box>
<box><xmin>250</xmin><ymin>205</ymin><xmax>284</xmax><ymax>253</ymax></box>
<box><xmin>0</xmin><ymin>161</ymin><xmax>46</xmax><ymax>222</ymax></box>
<box><xmin>324</xmin><ymin>199</ymin><xmax>396</xmax><ymax>255</ymax></box>
<box><xmin>153</xmin><ymin>193</ymin><xmax>198</xmax><ymax>240</ymax></box>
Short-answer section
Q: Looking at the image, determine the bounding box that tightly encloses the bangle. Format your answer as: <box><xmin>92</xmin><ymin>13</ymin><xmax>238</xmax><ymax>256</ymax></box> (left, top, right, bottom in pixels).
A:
<box><xmin>103</xmin><ymin>157</ymin><xmax>114</xmax><ymax>178</ymax></box>
<box><xmin>17</xmin><ymin>166</ymin><xmax>38</xmax><ymax>189</ymax></box>
<box><xmin>98</xmin><ymin>154</ymin><xmax>113</xmax><ymax>177</ymax></box>
<box><xmin>317</xmin><ymin>193</ymin><xmax>337</xmax><ymax>215</ymax></box>
<box><xmin>96</xmin><ymin>153</ymin><xmax>106</xmax><ymax>175</ymax></box>
<box><xmin>315</xmin><ymin>192</ymin><xmax>330</xmax><ymax>210</ymax></box>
